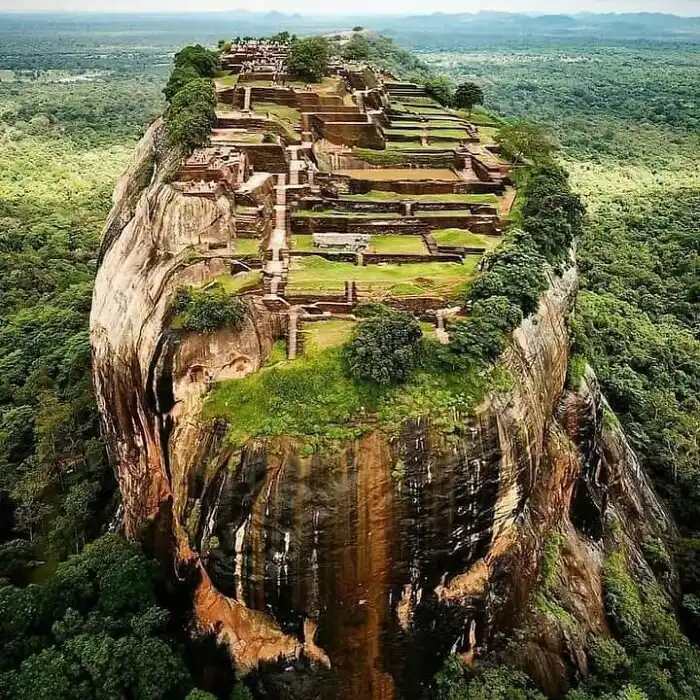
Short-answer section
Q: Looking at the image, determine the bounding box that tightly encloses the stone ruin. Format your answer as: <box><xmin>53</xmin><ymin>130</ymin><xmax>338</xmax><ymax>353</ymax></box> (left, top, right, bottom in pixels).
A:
<box><xmin>312</xmin><ymin>232</ymin><xmax>371</xmax><ymax>252</ymax></box>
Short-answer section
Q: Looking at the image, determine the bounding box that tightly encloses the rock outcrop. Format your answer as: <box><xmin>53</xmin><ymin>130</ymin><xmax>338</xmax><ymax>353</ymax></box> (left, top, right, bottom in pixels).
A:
<box><xmin>91</xmin><ymin>128</ymin><xmax>674</xmax><ymax>699</ymax></box>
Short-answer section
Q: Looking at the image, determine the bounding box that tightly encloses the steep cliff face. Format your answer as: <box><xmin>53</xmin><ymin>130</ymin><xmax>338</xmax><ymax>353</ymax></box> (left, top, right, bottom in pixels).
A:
<box><xmin>91</xmin><ymin>129</ymin><xmax>674</xmax><ymax>699</ymax></box>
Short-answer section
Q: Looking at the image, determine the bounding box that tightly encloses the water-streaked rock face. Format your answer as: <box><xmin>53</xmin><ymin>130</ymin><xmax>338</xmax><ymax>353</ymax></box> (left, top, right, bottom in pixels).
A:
<box><xmin>91</xmin><ymin>129</ymin><xmax>673</xmax><ymax>699</ymax></box>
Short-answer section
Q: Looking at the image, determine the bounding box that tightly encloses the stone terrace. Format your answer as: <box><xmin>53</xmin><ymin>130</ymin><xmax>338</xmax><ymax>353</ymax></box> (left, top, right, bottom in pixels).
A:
<box><xmin>176</xmin><ymin>39</ymin><xmax>517</xmax><ymax>357</ymax></box>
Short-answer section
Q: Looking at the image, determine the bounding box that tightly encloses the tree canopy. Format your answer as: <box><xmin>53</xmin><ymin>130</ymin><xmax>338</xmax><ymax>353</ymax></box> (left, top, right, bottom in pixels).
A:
<box><xmin>454</xmin><ymin>81</ymin><xmax>484</xmax><ymax>114</ymax></box>
<box><xmin>343</xmin><ymin>306</ymin><xmax>422</xmax><ymax>386</ymax></box>
<box><xmin>0</xmin><ymin>534</ymin><xmax>212</xmax><ymax>700</ymax></box>
<box><xmin>287</xmin><ymin>37</ymin><xmax>330</xmax><ymax>82</ymax></box>
<box><xmin>496</xmin><ymin>118</ymin><xmax>558</xmax><ymax>162</ymax></box>
<box><xmin>164</xmin><ymin>78</ymin><xmax>216</xmax><ymax>152</ymax></box>
<box><xmin>423</xmin><ymin>75</ymin><xmax>454</xmax><ymax>106</ymax></box>
<box><xmin>173</xmin><ymin>45</ymin><xmax>220</xmax><ymax>79</ymax></box>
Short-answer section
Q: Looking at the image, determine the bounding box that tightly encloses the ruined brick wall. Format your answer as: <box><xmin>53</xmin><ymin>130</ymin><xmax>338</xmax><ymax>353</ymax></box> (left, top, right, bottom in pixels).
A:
<box><xmin>362</xmin><ymin>252</ymin><xmax>463</xmax><ymax>265</ymax></box>
<box><xmin>238</xmin><ymin>145</ymin><xmax>289</xmax><ymax>173</ymax></box>
<box><xmin>296</xmin><ymin>197</ymin><xmax>403</xmax><ymax>214</ymax></box>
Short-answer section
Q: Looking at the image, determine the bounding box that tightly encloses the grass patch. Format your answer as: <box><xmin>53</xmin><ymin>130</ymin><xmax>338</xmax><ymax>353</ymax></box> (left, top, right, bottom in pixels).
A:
<box><xmin>216</xmin><ymin>270</ymin><xmax>263</xmax><ymax>295</ymax></box>
<box><xmin>385</xmin><ymin>141</ymin><xmax>451</xmax><ymax>151</ymax></box>
<box><xmin>204</xmin><ymin>343</ymin><xmax>510</xmax><ymax>448</ymax></box>
<box><xmin>303</xmin><ymin>318</ymin><xmax>356</xmax><ymax>353</ymax></box>
<box><xmin>253</xmin><ymin>102</ymin><xmax>301</xmax><ymax>141</ymax></box>
<box><xmin>417</xmin><ymin>209</ymin><xmax>474</xmax><ymax>218</ymax></box>
<box><xmin>432</xmin><ymin>229</ymin><xmax>490</xmax><ymax>248</ymax></box>
<box><xmin>351</xmin><ymin>148</ymin><xmax>424</xmax><ymax>166</ymax></box>
<box><xmin>368</xmin><ymin>235</ymin><xmax>427</xmax><ymax>254</ymax></box>
<box><xmin>291</xmin><ymin>234</ymin><xmax>314</xmax><ymax>251</ymax></box>
<box><xmin>286</xmin><ymin>255</ymin><xmax>477</xmax><ymax>296</ymax></box>
<box><xmin>265</xmin><ymin>339</ymin><xmax>287</xmax><ymax>366</ymax></box>
<box><xmin>216</xmin><ymin>74</ymin><xmax>238</xmax><ymax>87</ymax></box>
<box><xmin>234</xmin><ymin>238</ymin><xmax>261</xmax><ymax>256</ymax></box>
<box><xmin>478</xmin><ymin>125</ymin><xmax>499</xmax><ymax>142</ymax></box>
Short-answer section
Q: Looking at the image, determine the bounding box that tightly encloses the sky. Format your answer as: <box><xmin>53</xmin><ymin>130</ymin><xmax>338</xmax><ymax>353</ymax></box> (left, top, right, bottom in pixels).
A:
<box><xmin>2</xmin><ymin>0</ymin><xmax>700</xmax><ymax>15</ymax></box>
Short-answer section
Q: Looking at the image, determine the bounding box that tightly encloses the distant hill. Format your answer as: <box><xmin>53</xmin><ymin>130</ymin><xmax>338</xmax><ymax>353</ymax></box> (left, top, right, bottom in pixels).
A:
<box><xmin>1</xmin><ymin>11</ymin><xmax>699</xmax><ymax>51</ymax></box>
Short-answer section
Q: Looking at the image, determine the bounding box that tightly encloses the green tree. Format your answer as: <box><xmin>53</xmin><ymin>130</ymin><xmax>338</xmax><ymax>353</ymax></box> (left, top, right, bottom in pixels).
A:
<box><xmin>454</xmin><ymin>81</ymin><xmax>484</xmax><ymax>115</ymax></box>
<box><xmin>163</xmin><ymin>65</ymin><xmax>200</xmax><ymax>103</ymax></box>
<box><xmin>465</xmin><ymin>238</ymin><xmax>548</xmax><ymax>317</ymax></box>
<box><xmin>424</xmin><ymin>75</ymin><xmax>454</xmax><ymax>106</ymax></box>
<box><xmin>442</xmin><ymin>296</ymin><xmax>522</xmax><ymax>367</ymax></box>
<box><xmin>435</xmin><ymin>658</ymin><xmax>546</xmax><ymax>700</ymax></box>
<box><xmin>288</xmin><ymin>37</ymin><xmax>330</xmax><ymax>82</ymax></box>
<box><xmin>0</xmin><ymin>534</ymin><xmax>208</xmax><ymax>700</ymax></box>
<box><xmin>173</xmin><ymin>45</ymin><xmax>219</xmax><ymax>78</ymax></box>
<box><xmin>343</xmin><ymin>309</ymin><xmax>422</xmax><ymax>386</ymax></box>
<box><xmin>172</xmin><ymin>285</ymin><xmax>248</xmax><ymax>333</ymax></box>
<box><xmin>496</xmin><ymin>118</ymin><xmax>558</xmax><ymax>162</ymax></box>
<box><xmin>164</xmin><ymin>78</ymin><xmax>216</xmax><ymax>152</ymax></box>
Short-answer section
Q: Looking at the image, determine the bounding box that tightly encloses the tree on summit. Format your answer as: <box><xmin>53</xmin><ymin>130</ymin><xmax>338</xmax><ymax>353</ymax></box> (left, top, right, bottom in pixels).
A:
<box><xmin>454</xmin><ymin>81</ymin><xmax>484</xmax><ymax>116</ymax></box>
<box><xmin>288</xmin><ymin>37</ymin><xmax>330</xmax><ymax>82</ymax></box>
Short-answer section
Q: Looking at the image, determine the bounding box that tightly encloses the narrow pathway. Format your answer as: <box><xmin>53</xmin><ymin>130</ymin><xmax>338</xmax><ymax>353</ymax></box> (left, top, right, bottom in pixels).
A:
<box><xmin>243</xmin><ymin>86</ymin><xmax>252</xmax><ymax>112</ymax></box>
<box><xmin>265</xmin><ymin>173</ymin><xmax>288</xmax><ymax>296</ymax></box>
<box><xmin>287</xmin><ymin>309</ymin><xmax>299</xmax><ymax>359</ymax></box>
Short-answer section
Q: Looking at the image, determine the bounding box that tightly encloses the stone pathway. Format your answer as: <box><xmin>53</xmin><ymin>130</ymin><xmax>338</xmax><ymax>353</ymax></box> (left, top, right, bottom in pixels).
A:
<box><xmin>266</xmin><ymin>173</ymin><xmax>288</xmax><ymax>296</ymax></box>
<box><xmin>287</xmin><ymin>309</ymin><xmax>299</xmax><ymax>359</ymax></box>
<box><xmin>243</xmin><ymin>86</ymin><xmax>252</xmax><ymax>112</ymax></box>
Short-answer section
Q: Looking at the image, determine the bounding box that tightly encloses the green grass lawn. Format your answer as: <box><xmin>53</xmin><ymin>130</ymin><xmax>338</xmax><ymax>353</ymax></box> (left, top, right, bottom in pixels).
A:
<box><xmin>303</xmin><ymin>318</ymin><xmax>356</xmax><ymax>353</ymax></box>
<box><xmin>234</xmin><ymin>238</ymin><xmax>261</xmax><ymax>256</ymax></box>
<box><xmin>368</xmin><ymin>235</ymin><xmax>427</xmax><ymax>254</ymax></box>
<box><xmin>203</xmin><ymin>341</ymin><xmax>505</xmax><ymax>448</ymax></box>
<box><xmin>341</xmin><ymin>190</ymin><xmax>500</xmax><ymax>204</ymax></box>
<box><xmin>430</xmin><ymin>129</ymin><xmax>471</xmax><ymax>139</ymax></box>
<box><xmin>478</xmin><ymin>126</ymin><xmax>499</xmax><ymax>142</ymax></box>
<box><xmin>432</xmin><ymin>229</ymin><xmax>492</xmax><ymax>248</ymax></box>
<box><xmin>291</xmin><ymin>234</ymin><xmax>314</xmax><ymax>251</ymax></box>
<box><xmin>216</xmin><ymin>74</ymin><xmax>238</xmax><ymax>87</ymax></box>
<box><xmin>351</xmin><ymin>148</ymin><xmax>423</xmax><ymax>166</ymax></box>
<box><xmin>286</xmin><ymin>255</ymin><xmax>478</xmax><ymax>296</ymax></box>
<box><xmin>390</xmin><ymin>120</ymin><xmax>467</xmax><ymax>129</ymax></box>
<box><xmin>385</xmin><ymin>128</ymin><xmax>430</xmax><ymax>137</ymax></box>
<box><xmin>385</xmin><ymin>141</ymin><xmax>434</xmax><ymax>151</ymax></box>
<box><xmin>216</xmin><ymin>270</ymin><xmax>263</xmax><ymax>294</ymax></box>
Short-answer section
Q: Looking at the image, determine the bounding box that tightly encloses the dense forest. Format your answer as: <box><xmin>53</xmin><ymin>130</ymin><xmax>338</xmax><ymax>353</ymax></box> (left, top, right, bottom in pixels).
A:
<box><xmin>1</xmin><ymin>13</ymin><xmax>699</xmax><ymax>700</ymax></box>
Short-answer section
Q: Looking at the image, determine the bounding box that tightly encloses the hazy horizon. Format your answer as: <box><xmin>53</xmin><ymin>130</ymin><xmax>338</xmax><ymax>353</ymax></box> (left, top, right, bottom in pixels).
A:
<box><xmin>2</xmin><ymin>2</ymin><xmax>700</xmax><ymax>17</ymax></box>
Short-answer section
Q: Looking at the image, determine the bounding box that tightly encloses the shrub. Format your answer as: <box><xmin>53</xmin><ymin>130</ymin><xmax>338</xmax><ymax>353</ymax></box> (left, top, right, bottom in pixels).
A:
<box><xmin>435</xmin><ymin>658</ymin><xmax>546</xmax><ymax>700</ymax></box>
<box><xmin>587</xmin><ymin>637</ymin><xmax>631</xmax><ymax>678</ymax></box>
<box><xmin>496</xmin><ymin>118</ymin><xmax>558</xmax><ymax>162</ymax></box>
<box><xmin>465</xmin><ymin>236</ymin><xmax>548</xmax><ymax>317</ymax></box>
<box><xmin>172</xmin><ymin>285</ymin><xmax>248</xmax><ymax>333</ymax></box>
<box><xmin>165</xmin><ymin>78</ymin><xmax>216</xmax><ymax>151</ymax></box>
<box><xmin>424</xmin><ymin>75</ymin><xmax>454</xmax><ymax>106</ymax></box>
<box><xmin>353</xmin><ymin>301</ymin><xmax>391</xmax><ymax>318</ymax></box>
<box><xmin>342</xmin><ymin>36</ymin><xmax>372</xmax><ymax>62</ymax></box>
<box><xmin>520</xmin><ymin>165</ymin><xmax>584</xmax><ymax>265</ymax></box>
<box><xmin>262</xmin><ymin>132</ymin><xmax>277</xmax><ymax>143</ymax></box>
<box><xmin>343</xmin><ymin>309</ymin><xmax>422</xmax><ymax>386</ymax></box>
<box><xmin>454</xmin><ymin>81</ymin><xmax>484</xmax><ymax>115</ymax></box>
<box><xmin>602</xmin><ymin>552</ymin><xmax>643</xmax><ymax>642</ymax></box>
<box><xmin>288</xmin><ymin>37</ymin><xmax>330</xmax><ymax>82</ymax></box>
<box><xmin>642</xmin><ymin>537</ymin><xmax>672</xmax><ymax>576</ymax></box>
<box><xmin>173</xmin><ymin>44</ymin><xmax>220</xmax><ymax>78</ymax></box>
<box><xmin>163</xmin><ymin>64</ymin><xmax>201</xmax><ymax>103</ymax></box>
<box><xmin>441</xmin><ymin>296</ymin><xmax>522</xmax><ymax>367</ymax></box>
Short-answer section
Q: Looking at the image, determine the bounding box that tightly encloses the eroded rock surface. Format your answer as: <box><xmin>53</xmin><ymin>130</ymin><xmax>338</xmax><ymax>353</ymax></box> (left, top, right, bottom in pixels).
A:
<box><xmin>91</xmin><ymin>128</ymin><xmax>673</xmax><ymax>699</ymax></box>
